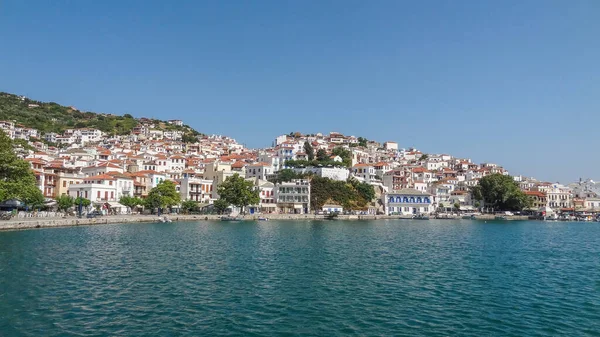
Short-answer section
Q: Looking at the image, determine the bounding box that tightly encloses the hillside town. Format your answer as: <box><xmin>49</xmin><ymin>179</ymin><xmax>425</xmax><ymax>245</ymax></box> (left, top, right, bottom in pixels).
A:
<box><xmin>2</xmin><ymin>118</ymin><xmax>600</xmax><ymax>219</ymax></box>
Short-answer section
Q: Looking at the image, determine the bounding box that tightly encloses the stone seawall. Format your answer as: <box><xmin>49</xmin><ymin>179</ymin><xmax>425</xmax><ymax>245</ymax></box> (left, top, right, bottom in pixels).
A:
<box><xmin>0</xmin><ymin>214</ymin><xmax>394</xmax><ymax>231</ymax></box>
<box><xmin>0</xmin><ymin>213</ymin><xmax>531</xmax><ymax>232</ymax></box>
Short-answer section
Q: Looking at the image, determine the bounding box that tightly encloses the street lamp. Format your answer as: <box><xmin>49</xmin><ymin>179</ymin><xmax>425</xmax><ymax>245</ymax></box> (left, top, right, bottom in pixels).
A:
<box><xmin>78</xmin><ymin>194</ymin><xmax>83</xmax><ymax>218</ymax></box>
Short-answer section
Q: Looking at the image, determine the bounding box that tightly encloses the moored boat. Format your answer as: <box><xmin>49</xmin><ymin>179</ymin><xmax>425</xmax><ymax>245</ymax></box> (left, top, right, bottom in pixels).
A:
<box><xmin>220</xmin><ymin>216</ymin><xmax>243</xmax><ymax>221</ymax></box>
<box><xmin>413</xmin><ymin>214</ymin><xmax>430</xmax><ymax>220</ymax></box>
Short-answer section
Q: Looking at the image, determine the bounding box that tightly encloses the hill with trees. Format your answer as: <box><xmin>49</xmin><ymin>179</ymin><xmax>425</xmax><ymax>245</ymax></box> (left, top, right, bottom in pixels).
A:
<box><xmin>0</xmin><ymin>92</ymin><xmax>203</xmax><ymax>141</ymax></box>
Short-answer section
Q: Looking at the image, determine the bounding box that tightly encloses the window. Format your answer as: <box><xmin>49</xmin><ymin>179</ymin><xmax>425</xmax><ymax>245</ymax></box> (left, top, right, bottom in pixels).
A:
<box><xmin>63</xmin><ymin>181</ymin><xmax>67</xmax><ymax>187</ymax></box>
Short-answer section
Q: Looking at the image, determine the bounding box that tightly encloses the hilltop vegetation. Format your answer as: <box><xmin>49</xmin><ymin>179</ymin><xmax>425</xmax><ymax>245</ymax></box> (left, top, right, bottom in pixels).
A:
<box><xmin>0</xmin><ymin>92</ymin><xmax>203</xmax><ymax>140</ymax></box>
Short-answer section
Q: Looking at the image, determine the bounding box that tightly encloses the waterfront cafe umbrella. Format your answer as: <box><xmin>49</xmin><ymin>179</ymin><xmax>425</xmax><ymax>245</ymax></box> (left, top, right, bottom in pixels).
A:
<box><xmin>0</xmin><ymin>199</ymin><xmax>23</xmax><ymax>210</ymax></box>
<box><xmin>106</xmin><ymin>202</ymin><xmax>126</xmax><ymax>213</ymax></box>
<box><xmin>44</xmin><ymin>198</ymin><xmax>57</xmax><ymax>206</ymax></box>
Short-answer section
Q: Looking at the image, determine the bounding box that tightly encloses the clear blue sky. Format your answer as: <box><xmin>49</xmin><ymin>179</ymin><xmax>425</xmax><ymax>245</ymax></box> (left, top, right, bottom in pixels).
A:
<box><xmin>1</xmin><ymin>0</ymin><xmax>598</xmax><ymax>183</ymax></box>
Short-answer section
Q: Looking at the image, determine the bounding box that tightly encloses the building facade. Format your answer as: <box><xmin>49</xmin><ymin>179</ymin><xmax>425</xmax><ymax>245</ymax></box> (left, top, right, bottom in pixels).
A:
<box><xmin>384</xmin><ymin>188</ymin><xmax>433</xmax><ymax>215</ymax></box>
<box><xmin>275</xmin><ymin>179</ymin><xmax>310</xmax><ymax>214</ymax></box>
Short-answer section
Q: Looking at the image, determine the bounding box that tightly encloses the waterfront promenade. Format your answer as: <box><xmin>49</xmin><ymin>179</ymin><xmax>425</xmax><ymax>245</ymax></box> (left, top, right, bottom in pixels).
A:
<box><xmin>0</xmin><ymin>213</ymin><xmax>530</xmax><ymax>231</ymax></box>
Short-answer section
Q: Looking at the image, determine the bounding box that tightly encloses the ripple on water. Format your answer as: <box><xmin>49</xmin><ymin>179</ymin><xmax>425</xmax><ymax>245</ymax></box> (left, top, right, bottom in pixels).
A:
<box><xmin>1</xmin><ymin>220</ymin><xmax>600</xmax><ymax>336</ymax></box>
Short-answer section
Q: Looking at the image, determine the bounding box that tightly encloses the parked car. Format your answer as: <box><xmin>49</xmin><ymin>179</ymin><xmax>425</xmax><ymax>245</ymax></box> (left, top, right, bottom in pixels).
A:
<box><xmin>86</xmin><ymin>211</ymin><xmax>103</xmax><ymax>218</ymax></box>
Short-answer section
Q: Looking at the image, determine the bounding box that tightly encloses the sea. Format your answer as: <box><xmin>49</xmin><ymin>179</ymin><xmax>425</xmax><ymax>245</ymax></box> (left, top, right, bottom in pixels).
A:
<box><xmin>1</xmin><ymin>219</ymin><xmax>599</xmax><ymax>336</ymax></box>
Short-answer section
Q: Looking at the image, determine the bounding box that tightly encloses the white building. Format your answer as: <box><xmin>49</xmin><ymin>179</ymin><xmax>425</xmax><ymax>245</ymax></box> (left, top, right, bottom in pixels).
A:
<box><xmin>247</xmin><ymin>179</ymin><xmax>277</xmax><ymax>214</ymax></box>
<box><xmin>292</xmin><ymin>166</ymin><xmax>350</xmax><ymax>181</ymax></box>
<box><xmin>245</xmin><ymin>162</ymin><xmax>274</xmax><ymax>181</ymax></box>
<box><xmin>179</xmin><ymin>176</ymin><xmax>213</xmax><ymax>203</ymax></box>
<box><xmin>275</xmin><ymin>179</ymin><xmax>311</xmax><ymax>214</ymax></box>
<box><xmin>68</xmin><ymin>174</ymin><xmax>118</xmax><ymax>202</ymax></box>
<box><xmin>322</xmin><ymin>204</ymin><xmax>343</xmax><ymax>214</ymax></box>
<box><xmin>546</xmin><ymin>184</ymin><xmax>573</xmax><ymax>209</ymax></box>
<box><xmin>352</xmin><ymin>163</ymin><xmax>376</xmax><ymax>184</ymax></box>
<box><xmin>383</xmin><ymin>141</ymin><xmax>398</xmax><ymax>151</ymax></box>
<box><xmin>81</xmin><ymin>162</ymin><xmax>124</xmax><ymax>177</ymax></box>
<box><xmin>384</xmin><ymin>189</ymin><xmax>433</xmax><ymax>216</ymax></box>
<box><xmin>168</xmin><ymin>155</ymin><xmax>186</xmax><ymax>172</ymax></box>
<box><xmin>44</xmin><ymin>132</ymin><xmax>59</xmax><ymax>143</ymax></box>
<box><xmin>168</xmin><ymin>119</ymin><xmax>184</xmax><ymax>126</ymax></box>
<box><xmin>0</xmin><ymin>121</ymin><xmax>15</xmax><ymax>139</ymax></box>
<box><xmin>14</xmin><ymin>127</ymin><xmax>38</xmax><ymax>140</ymax></box>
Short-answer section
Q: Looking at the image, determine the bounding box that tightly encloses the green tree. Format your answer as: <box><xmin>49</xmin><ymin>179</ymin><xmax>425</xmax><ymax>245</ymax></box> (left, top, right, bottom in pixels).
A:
<box><xmin>181</xmin><ymin>199</ymin><xmax>199</xmax><ymax>214</ymax></box>
<box><xmin>56</xmin><ymin>194</ymin><xmax>74</xmax><ymax>212</ymax></box>
<box><xmin>303</xmin><ymin>141</ymin><xmax>315</xmax><ymax>161</ymax></box>
<box><xmin>316</xmin><ymin>149</ymin><xmax>329</xmax><ymax>162</ymax></box>
<box><xmin>419</xmin><ymin>154</ymin><xmax>429</xmax><ymax>161</ymax></box>
<box><xmin>12</xmin><ymin>138</ymin><xmax>35</xmax><ymax>152</ymax></box>
<box><xmin>471</xmin><ymin>173</ymin><xmax>532</xmax><ymax>212</ymax></box>
<box><xmin>353</xmin><ymin>180</ymin><xmax>376</xmax><ymax>203</ymax></box>
<box><xmin>454</xmin><ymin>202</ymin><xmax>461</xmax><ymax>212</ymax></box>
<box><xmin>146</xmin><ymin>180</ymin><xmax>181</xmax><ymax>213</ymax></box>
<box><xmin>270</xmin><ymin>169</ymin><xmax>300</xmax><ymax>184</ymax></box>
<box><xmin>120</xmin><ymin>195</ymin><xmax>142</xmax><ymax>213</ymax></box>
<box><xmin>24</xmin><ymin>191</ymin><xmax>46</xmax><ymax>211</ymax></box>
<box><xmin>143</xmin><ymin>193</ymin><xmax>162</xmax><ymax>213</ymax></box>
<box><xmin>217</xmin><ymin>173</ymin><xmax>259</xmax><ymax>214</ymax></box>
<box><xmin>310</xmin><ymin>176</ymin><xmax>373</xmax><ymax>211</ymax></box>
<box><xmin>213</xmin><ymin>199</ymin><xmax>230</xmax><ymax>215</ymax></box>
<box><xmin>181</xmin><ymin>133</ymin><xmax>198</xmax><ymax>143</ymax></box>
<box><xmin>74</xmin><ymin>196</ymin><xmax>91</xmax><ymax>207</ymax></box>
<box><xmin>357</xmin><ymin>137</ymin><xmax>368</xmax><ymax>147</ymax></box>
<box><xmin>0</xmin><ymin>131</ymin><xmax>44</xmax><ymax>205</ymax></box>
<box><xmin>331</xmin><ymin>147</ymin><xmax>352</xmax><ymax>167</ymax></box>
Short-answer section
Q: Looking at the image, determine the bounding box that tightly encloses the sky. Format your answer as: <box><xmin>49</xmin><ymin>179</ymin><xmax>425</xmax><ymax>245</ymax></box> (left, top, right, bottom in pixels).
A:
<box><xmin>1</xmin><ymin>0</ymin><xmax>598</xmax><ymax>183</ymax></box>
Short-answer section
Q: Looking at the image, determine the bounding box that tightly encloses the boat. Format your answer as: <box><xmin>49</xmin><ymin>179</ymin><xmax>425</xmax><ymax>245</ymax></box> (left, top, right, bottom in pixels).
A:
<box><xmin>462</xmin><ymin>214</ymin><xmax>476</xmax><ymax>220</ymax></box>
<box><xmin>220</xmin><ymin>216</ymin><xmax>242</xmax><ymax>221</ymax></box>
<box><xmin>494</xmin><ymin>215</ymin><xmax>508</xmax><ymax>220</ymax></box>
<box><xmin>159</xmin><ymin>216</ymin><xmax>172</xmax><ymax>223</ymax></box>
<box><xmin>413</xmin><ymin>214</ymin><xmax>430</xmax><ymax>220</ymax></box>
<box><xmin>435</xmin><ymin>213</ymin><xmax>459</xmax><ymax>219</ymax></box>
<box><xmin>257</xmin><ymin>217</ymin><xmax>269</xmax><ymax>221</ymax></box>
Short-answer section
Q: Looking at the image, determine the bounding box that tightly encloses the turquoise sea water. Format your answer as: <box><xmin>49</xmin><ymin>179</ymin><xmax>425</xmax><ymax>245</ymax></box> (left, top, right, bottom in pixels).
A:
<box><xmin>1</xmin><ymin>220</ymin><xmax>600</xmax><ymax>336</ymax></box>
